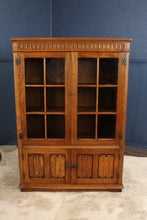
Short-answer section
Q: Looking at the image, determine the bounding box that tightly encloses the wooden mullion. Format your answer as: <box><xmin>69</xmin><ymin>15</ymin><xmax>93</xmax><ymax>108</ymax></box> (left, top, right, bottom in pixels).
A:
<box><xmin>95</xmin><ymin>115</ymin><xmax>98</xmax><ymax>139</ymax></box>
<box><xmin>97</xmin><ymin>58</ymin><xmax>99</xmax><ymax>113</ymax></box>
<box><xmin>44</xmin><ymin>58</ymin><xmax>47</xmax><ymax>139</ymax></box>
<box><xmin>95</xmin><ymin>58</ymin><xmax>99</xmax><ymax>139</ymax></box>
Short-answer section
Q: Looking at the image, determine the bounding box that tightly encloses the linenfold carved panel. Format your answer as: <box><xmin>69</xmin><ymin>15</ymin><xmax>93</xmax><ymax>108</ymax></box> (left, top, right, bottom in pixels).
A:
<box><xmin>98</xmin><ymin>154</ymin><xmax>114</xmax><ymax>178</ymax></box>
<box><xmin>49</xmin><ymin>154</ymin><xmax>66</xmax><ymax>179</ymax></box>
<box><xmin>28</xmin><ymin>154</ymin><xmax>45</xmax><ymax>178</ymax></box>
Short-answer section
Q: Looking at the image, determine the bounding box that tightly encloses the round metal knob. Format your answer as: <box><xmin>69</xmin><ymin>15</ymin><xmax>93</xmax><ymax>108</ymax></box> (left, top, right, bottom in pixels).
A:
<box><xmin>72</xmin><ymin>91</ymin><xmax>76</xmax><ymax>96</ymax></box>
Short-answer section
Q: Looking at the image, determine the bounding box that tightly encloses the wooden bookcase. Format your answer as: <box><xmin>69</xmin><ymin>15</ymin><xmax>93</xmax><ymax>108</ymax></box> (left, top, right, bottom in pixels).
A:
<box><xmin>11</xmin><ymin>38</ymin><xmax>131</xmax><ymax>191</ymax></box>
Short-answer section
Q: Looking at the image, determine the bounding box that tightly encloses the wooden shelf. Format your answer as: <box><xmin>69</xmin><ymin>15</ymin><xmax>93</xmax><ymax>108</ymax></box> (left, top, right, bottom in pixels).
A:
<box><xmin>25</xmin><ymin>84</ymin><xmax>44</xmax><ymax>87</ymax></box>
<box><xmin>99</xmin><ymin>85</ymin><xmax>118</xmax><ymax>87</ymax></box>
<box><xmin>25</xmin><ymin>84</ymin><xmax>65</xmax><ymax>87</ymax></box>
<box><xmin>98</xmin><ymin>112</ymin><xmax>116</xmax><ymax>115</ymax></box>
<box><xmin>46</xmin><ymin>85</ymin><xmax>65</xmax><ymax>87</ymax></box>
<box><xmin>46</xmin><ymin>112</ymin><xmax>65</xmax><ymax>115</ymax></box>
<box><xmin>78</xmin><ymin>84</ymin><xmax>97</xmax><ymax>87</ymax></box>
<box><xmin>26</xmin><ymin>112</ymin><xmax>45</xmax><ymax>115</ymax></box>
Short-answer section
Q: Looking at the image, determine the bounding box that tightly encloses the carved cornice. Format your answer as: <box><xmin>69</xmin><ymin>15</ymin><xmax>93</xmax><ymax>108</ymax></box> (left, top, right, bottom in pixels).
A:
<box><xmin>11</xmin><ymin>38</ymin><xmax>131</xmax><ymax>52</ymax></box>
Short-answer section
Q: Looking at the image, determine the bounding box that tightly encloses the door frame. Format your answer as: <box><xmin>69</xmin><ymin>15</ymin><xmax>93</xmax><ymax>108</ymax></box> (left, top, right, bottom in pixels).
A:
<box><xmin>71</xmin><ymin>52</ymin><xmax>124</xmax><ymax>145</ymax></box>
<box><xmin>19</xmin><ymin>52</ymin><xmax>71</xmax><ymax>145</ymax></box>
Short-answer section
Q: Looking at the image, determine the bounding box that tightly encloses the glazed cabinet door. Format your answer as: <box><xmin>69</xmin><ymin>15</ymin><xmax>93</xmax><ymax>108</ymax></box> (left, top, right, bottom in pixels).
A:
<box><xmin>23</xmin><ymin>148</ymin><xmax>70</xmax><ymax>184</ymax></box>
<box><xmin>19</xmin><ymin>52</ymin><xmax>70</xmax><ymax>145</ymax></box>
<box><xmin>71</xmin><ymin>52</ymin><xmax>124</xmax><ymax>145</ymax></box>
<box><xmin>71</xmin><ymin>148</ymin><xmax>120</xmax><ymax>184</ymax></box>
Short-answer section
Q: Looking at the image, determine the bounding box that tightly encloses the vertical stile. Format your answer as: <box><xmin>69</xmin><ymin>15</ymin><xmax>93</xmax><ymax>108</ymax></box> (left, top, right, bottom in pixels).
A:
<box><xmin>95</xmin><ymin>58</ymin><xmax>99</xmax><ymax>139</ymax></box>
<box><xmin>22</xmin><ymin>56</ymin><xmax>28</xmax><ymax>141</ymax></box>
<box><xmin>71</xmin><ymin>52</ymin><xmax>78</xmax><ymax>144</ymax></box>
<box><xmin>65</xmin><ymin>53</ymin><xmax>71</xmax><ymax>144</ymax></box>
<box><xmin>115</xmin><ymin>54</ymin><xmax>124</xmax><ymax>143</ymax></box>
<box><xmin>44</xmin><ymin>58</ymin><xmax>47</xmax><ymax>139</ymax></box>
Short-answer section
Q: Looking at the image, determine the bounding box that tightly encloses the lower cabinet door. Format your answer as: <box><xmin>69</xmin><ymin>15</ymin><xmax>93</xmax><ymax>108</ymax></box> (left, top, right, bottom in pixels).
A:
<box><xmin>71</xmin><ymin>149</ymin><xmax>120</xmax><ymax>184</ymax></box>
<box><xmin>23</xmin><ymin>148</ymin><xmax>70</xmax><ymax>184</ymax></box>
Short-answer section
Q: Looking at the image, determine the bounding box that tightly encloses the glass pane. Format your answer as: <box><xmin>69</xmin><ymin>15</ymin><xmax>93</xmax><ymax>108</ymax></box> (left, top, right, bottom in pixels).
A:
<box><xmin>46</xmin><ymin>87</ymin><xmax>65</xmax><ymax>112</ymax></box>
<box><xmin>26</xmin><ymin>88</ymin><xmax>44</xmax><ymax>112</ymax></box>
<box><xmin>78</xmin><ymin>87</ymin><xmax>96</xmax><ymax>112</ymax></box>
<box><xmin>99</xmin><ymin>58</ymin><xmax>118</xmax><ymax>85</ymax></box>
<box><xmin>78</xmin><ymin>58</ymin><xmax>97</xmax><ymax>85</ymax></box>
<box><xmin>47</xmin><ymin>115</ymin><xmax>65</xmax><ymax>139</ymax></box>
<box><xmin>98</xmin><ymin>115</ymin><xmax>116</xmax><ymax>138</ymax></box>
<box><xmin>46</xmin><ymin>58</ymin><xmax>65</xmax><ymax>85</ymax></box>
<box><xmin>25</xmin><ymin>58</ymin><xmax>43</xmax><ymax>85</ymax></box>
<box><xmin>98</xmin><ymin>88</ymin><xmax>117</xmax><ymax>112</ymax></box>
<box><xmin>78</xmin><ymin>115</ymin><xmax>95</xmax><ymax>138</ymax></box>
<box><xmin>27</xmin><ymin>115</ymin><xmax>45</xmax><ymax>138</ymax></box>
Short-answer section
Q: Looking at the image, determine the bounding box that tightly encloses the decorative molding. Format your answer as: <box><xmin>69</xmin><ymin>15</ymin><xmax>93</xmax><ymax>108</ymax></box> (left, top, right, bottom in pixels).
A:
<box><xmin>14</xmin><ymin>41</ymin><xmax>131</xmax><ymax>52</ymax></box>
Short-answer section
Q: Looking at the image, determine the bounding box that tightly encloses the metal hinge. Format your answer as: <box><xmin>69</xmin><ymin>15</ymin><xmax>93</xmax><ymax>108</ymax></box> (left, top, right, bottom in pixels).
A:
<box><xmin>119</xmin><ymin>133</ymin><xmax>123</xmax><ymax>140</ymax></box>
<box><xmin>118</xmin><ymin>154</ymin><xmax>120</xmax><ymax>160</ymax></box>
<box><xmin>22</xmin><ymin>153</ymin><xmax>24</xmax><ymax>160</ymax></box>
<box><xmin>122</xmin><ymin>57</ymin><xmax>127</xmax><ymax>66</ymax></box>
<box><xmin>16</xmin><ymin>58</ymin><xmax>21</xmax><ymax>65</ymax></box>
<box><xmin>23</xmin><ymin>173</ymin><xmax>25</xmax><ymax>179</ymax></box>
<box><xmin>19</xmin><ymin>132</ymin><xmax>24</xmax><ymax>139</ymax></box>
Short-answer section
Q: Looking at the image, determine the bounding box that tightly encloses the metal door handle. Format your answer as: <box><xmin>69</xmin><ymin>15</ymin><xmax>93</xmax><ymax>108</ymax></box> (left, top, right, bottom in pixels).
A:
<box><xmin>66</xmin><ymin>163</ymin><xmax>71</xmax><ymax>169</ymax></box>
<box><xmin>72</xmin><ymin>163</ymin><xmax>76</xmax><ymax>169</ymax></box>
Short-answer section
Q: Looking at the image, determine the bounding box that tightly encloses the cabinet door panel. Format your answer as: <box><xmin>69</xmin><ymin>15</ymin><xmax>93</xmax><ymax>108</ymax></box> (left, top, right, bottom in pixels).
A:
<box><xmin>23</xmin><ymin>148</ymin><xmax>70</xmax><ymax>184</ymax></box>
<box><xmin>71</xmin><ymin>52</ymin><xmax>124</xmax><ymax>145</ymax></box>
<box><xmin>71</xmin><ymin>149</ymin><xmax>119</xmax><ymax>184</ymax></box>
<box><xmin>20</xmin><ymin>52</ymin><xmax>71</xmax><ymax>145</ymax></box>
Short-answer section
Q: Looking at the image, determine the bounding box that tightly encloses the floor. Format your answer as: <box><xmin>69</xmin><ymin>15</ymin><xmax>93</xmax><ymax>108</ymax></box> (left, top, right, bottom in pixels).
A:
<box><xmin>0</xmin><ymin>145</ymin><xmax>147</xmax><ymax>220</ymax></box>
<box><xmin>125</xmin><ymin>146</ymin><xmax>147</xmax><ymax>157</ymax></box>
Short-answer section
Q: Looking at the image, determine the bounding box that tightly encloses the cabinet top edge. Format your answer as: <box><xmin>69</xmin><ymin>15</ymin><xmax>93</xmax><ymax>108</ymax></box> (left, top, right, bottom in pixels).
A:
<box><xmin>11</xmin><ymin>37</ymin><xmax>132</xmax><ymax>42</ymax></box>
<box><xmin>11</xmin><ymin>38</ymin><xmax>131</xmax><ymax>52</ymax></box>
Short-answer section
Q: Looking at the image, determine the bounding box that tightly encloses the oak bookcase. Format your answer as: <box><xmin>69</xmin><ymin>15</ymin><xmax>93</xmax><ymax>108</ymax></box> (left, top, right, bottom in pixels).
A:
<box><xmin>11</xmin><ymin>38</ymin><xmax>131</xmax><ymax>191</ymax></box>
